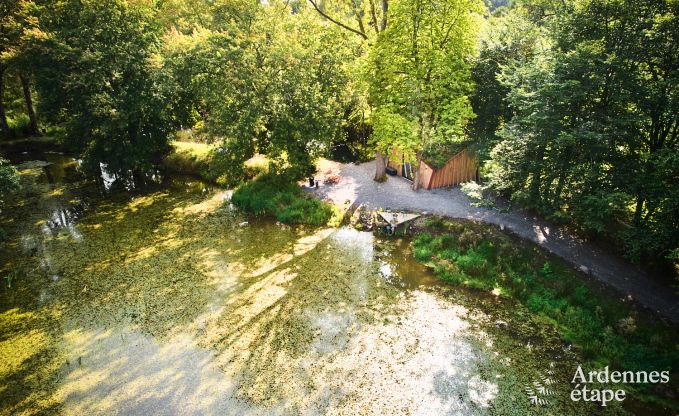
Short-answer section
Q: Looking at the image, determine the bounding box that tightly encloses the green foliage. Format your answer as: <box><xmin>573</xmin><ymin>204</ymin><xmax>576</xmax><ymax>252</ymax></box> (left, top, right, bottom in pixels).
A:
<box><xmin>479</xmin><ymin>0</ymin><xmax>679</xmax><ymax>269</ymax></box>
<box><xmin>411</xmin><ymin>220</ymin><xmax>679</xmax><ymax>393</ymax></box>
<box><xmin>6</xmin><ymin>114</ymin><xmax>33</xmax><ymax>137</ymax></box>
<box><xmin>32</xmin><ymin>0</ymin><xmax>172</xmax><ymax>172</ymax></box>
<box><xmin>421</xmin><ymin>140</ymin><xmax>472</xmax><ymax>170</ymax></box>
<box><xmin>413</xmin><ymin>246</ymin><xmax>433</xmax><ymax>262</ymax></box>
<box><xmin>460</xmin><ymin>181</ymin><xmax>495</xmax><ymax>208</ymax></box>
<box><xmin>468</xmin><ymin>6</ymin><xmax>544</xmax><ymax>161</ymax></box>
<box><xmin>368</xmin><ymin>0</ymin><xmax>483</xmax><ymax>170</ymax></box>
<box><xmin>0</xmin><ymin>158</ymin><xmax>21</xmax><ymax>211</ymax></box>
<box><xmin>161</xmin><ymin>4</ymin><xmax>356</xmax><ymax>179</ymax></box>
<box><xmin>277</xmin><ymin>198</ymin><xmax>334</xmax><ymax>226</ymax></box>
<box><xmin>161</xmin><ymin>141</ymin><xmax>270</xmax><ymax>187</ymax></box>
<box><xmin>231</xmin><ymin>173</ymin><xmax>337</xmax><ymax>226</ymax></box>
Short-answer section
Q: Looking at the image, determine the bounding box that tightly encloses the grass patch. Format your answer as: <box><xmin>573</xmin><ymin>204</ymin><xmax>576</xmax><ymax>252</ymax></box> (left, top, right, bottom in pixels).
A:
<box><xmin>412</xmin><ymin>219</ymin><xmax>679</xmax><ymax>406</ymax></box>
<box><xmin>231</xmin><ymin>173</ymin><xmax>341</xmax><ymax>226</ymax></box>
<box><xmin>161</xmin><ymin>141</ymin><xmax>213</xmax><ymax>176</ymax></box>
<box><xmin>161</xmin><ymin>141</ymin><xmax>269</xmax><ymax>186</ymax></box>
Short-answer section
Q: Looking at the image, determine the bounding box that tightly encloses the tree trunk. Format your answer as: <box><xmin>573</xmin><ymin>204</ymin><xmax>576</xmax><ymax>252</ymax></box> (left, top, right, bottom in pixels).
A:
<box><xmin>529</xmin><ymin>145</ymin><xmax>546</xmax><ymax>202</ymax></box>
<box><xmin>633</xmin><ymin>195</ymin><xmax>644</xmax><ymax>226</ymax></box>
<box><xmin>412</xmin><ymin>151</ymin><xmax>422</xmax><ymax>191</ymax></box>
<box><xmin>20</xmin><ymin>73</ymin><xmax>39</xmax><ymax>136</ymax></box>
<box><xmin>380</xmin><ymin>0</ymin><xmax>388</xmax><ymax>31</ymax></box>
<box><xmin>374</xmin><ymin>150</ymin><xmax>387</xmax><ymax>181</ymax></box>
<box><xmin>0</xmin><ymin>69</ymin><xmax>10</xmax><ymax>139</ymax></box>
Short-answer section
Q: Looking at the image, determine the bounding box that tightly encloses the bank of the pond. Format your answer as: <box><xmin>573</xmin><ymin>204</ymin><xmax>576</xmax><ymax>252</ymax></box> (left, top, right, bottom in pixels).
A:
<box><xmin>1</xmin><ymin>152</ymin><xmax>676</xmax><ymax>415</ymax></box>
<box><xmin>0</xmin><ymin>136</ymin><xmax>63</xmax><ymax>154</ymax></box>
<box><xmin>160</xmin><ymin>141</ymin><xmax>268</xmax><ymax>186</ymax></box>
<box><xmin>406</xmin><ymin>215</ymin><xmax>679</xmax><ymax>409</ymax></box>
<box><xmin>231</xmin><ymin>173</ymin><xmax>343</xmax><ymax>226</ymax></box>
<box><xmin>160</xmin><ymin>142</ymin><xmax>343</xmax><ymax>226</ymax></box>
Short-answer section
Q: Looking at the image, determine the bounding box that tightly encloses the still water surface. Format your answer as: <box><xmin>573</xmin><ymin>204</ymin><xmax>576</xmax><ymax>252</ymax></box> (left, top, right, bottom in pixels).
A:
<box><xmin>0</xmin><ymin>151</ymin><xmax>653</xmax><ymax>415</ymax></box>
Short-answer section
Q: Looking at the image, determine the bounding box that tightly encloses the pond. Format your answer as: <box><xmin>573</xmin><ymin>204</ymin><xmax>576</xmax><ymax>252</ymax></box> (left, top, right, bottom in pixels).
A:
<box><xmin>0</xmin><ymin>151</ymin><xmax>670</xmax><ymax>415</ymax></box>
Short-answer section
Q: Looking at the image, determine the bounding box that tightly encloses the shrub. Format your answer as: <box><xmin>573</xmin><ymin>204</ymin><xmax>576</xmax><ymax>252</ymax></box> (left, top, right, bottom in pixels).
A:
<box><xmin>455</xmin><ymin>248</ymin><xmax>487</xmax><ymax>276</ymax></box>
<box><xmin>7</xmin><ymin>114</ymin><xmax>33</xmax><ymax>137</ymax></box>
<box><xmin>460</xmin><ymin>181</ymin><xmax>495</xmax><ymax>208</ymax></box>
<box><xmin>424</xmin><ymin>217</ymin><xmax>445</xmax><ymax>228</ymax></box>
<box><xmin>232</xmin><ymin>173</ymin><xmax>335</xmax><ymax>226</ymax></box>
<box><xmin>413</xmin><ymin>246</ymin><xmax>433</xmax><ymax>262</ymax></box>
<box><xmin>277</xmin><ymin>198</ymin><xmax>333</xmax><ymax>226</ymax></box>
<box><xmin>414</xmin><ymin>232</ymin><xmax>434</xmax><ymax>245</ymax></box>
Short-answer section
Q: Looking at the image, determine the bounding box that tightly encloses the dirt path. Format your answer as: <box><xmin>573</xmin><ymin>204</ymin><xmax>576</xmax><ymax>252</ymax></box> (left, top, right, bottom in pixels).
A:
<box><xmin>311</xmin><ymin>161</ymin><xmax>679</xmax><ymax>326</ymax></box>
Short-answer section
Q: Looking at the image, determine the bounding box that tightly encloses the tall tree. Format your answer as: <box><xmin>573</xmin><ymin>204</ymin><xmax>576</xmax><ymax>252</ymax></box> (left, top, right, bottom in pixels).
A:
<box><xmin>162</xmin><ymin>3</ymin><xmax>353</xmax><ymax>179</ymax></box>
<box><xmin>487</xmin><ymin>0</ymin><xmax>679</xmax><ymax>266</ymax></box>
<box><xmin>468</xmin><ymin>5</ymin><xmax>544</xmax><ymax>162</ymax></box>
<box><xmin>33</xmin><ymin>0</ymin><xmax>171</xmax><ymax>171</ymax></box>
<box><xmin>306</xmin><ymin>0</ymin><xmax>391</xmax><ymax>180</ymax></box>
<box><xmin>369</xmin><ymin>0</ymin><xmax>483</xmax><ymax>189</ymax></box>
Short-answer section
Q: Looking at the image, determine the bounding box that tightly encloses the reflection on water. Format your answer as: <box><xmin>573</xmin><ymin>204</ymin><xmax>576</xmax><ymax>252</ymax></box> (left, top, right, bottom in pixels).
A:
<box><xmin>0</xmin><ymin>151</ymin><xmax>649</xmax><ymax>415</ymax></box>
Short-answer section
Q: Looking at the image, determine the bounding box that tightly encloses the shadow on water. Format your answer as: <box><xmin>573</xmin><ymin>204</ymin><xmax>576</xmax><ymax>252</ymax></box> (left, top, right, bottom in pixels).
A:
<box><xmin>0</xmin><ymin>150</ymin><xmax>672</xmax><ymax>415</ymax></box>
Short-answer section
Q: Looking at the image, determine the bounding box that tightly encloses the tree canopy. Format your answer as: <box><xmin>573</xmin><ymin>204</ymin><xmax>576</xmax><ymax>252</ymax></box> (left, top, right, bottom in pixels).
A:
<box><xmin>1</xmin><ymin>0</ymin><xmax>676</xmax><ymax>270</ymax></box>
<box><xmin>368</xmin><ymin>0</ymin><xmax>483</xmax><ymax>188</ymax></box>
<box><xmin>481</xmin><ymin>0</ymin><xmax>678</xmax><ymax>266</ymax></box>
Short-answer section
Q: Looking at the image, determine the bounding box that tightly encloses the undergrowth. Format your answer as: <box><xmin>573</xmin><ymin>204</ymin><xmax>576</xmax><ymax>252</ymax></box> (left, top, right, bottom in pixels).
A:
<box><xmin>161</xmin><ymin>141</ymin><xmax>268</xmax><ymax>187</ymax></box>
<box><xmin>413</xmin><ymin>217</ymin><xmax>679</xmax><ymax>407</ymax></box>
<box><xmin>231</xmin><ymin>173</ymin><xmax>341</xmax><ymax>226</ymax></box>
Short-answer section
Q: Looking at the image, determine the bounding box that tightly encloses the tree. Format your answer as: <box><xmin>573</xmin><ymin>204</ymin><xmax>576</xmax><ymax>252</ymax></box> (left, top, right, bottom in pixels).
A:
<box><xmin>162</xmin><ymin>3</ymin><xmax>353</xmax><ymax>179</ymax></box>
<box><xmin>1</xmin><ymin>0</ymin><xmax>39</xmax><ymax>137</ymax></box>
<box><xmin>306</xmin><ymin>0</ymin><xmax>391</xmax><ymax>180</ymax></box>
<box><xmin>468</xmin><ymin>5</ymin><xmax>544</xmax><ymax>162</ymax></box>
<box><xmin>307</xmin><ymin>0</ymin><xmax>389</xmax><ymax>39</ymax></box>
<box><xmin>368</xmin><ymin>0</ymin><xmax>483</xmax><ymax>189</ymax></box>
<box><xmin>487</xmin><ymin>0</ymin><xmax>679</xmax><ymax>266</ymax></box>
<box><xmin>32</xmin><ymin>0</ymin><xmax>171</xmax><ymax>172</ymax></box>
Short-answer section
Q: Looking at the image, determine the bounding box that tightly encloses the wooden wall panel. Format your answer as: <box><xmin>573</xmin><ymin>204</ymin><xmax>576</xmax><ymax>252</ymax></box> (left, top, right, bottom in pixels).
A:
<box><xmin>388</xmin><ymin>147</ymin><xmax>477</xmax><ymax>190</ymax></box>
<box><xmin>423</xmin><ymin>149</ymin><xmax>476</xmax><ymax>190</ymax></box>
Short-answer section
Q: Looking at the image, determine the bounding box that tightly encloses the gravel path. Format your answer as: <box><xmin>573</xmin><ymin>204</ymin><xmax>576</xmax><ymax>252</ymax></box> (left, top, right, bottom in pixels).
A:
<box><xmin>310</xmin><ymin>161</ymin><xmax>679</xmax><ymax>326</ymax></box>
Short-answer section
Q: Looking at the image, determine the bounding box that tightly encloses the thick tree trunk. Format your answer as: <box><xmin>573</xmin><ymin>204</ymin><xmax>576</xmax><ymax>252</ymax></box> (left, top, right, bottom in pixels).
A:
<box><xmin>0</xmin><ymin>69</ymin><xmax>10</xmax><ymax>138</ymax></box>
<box><xmin>412</xmin><ymin>151</ymin><xmax>422</xmax><ymax>191</ymax></box>
<box><xmin>374</xmin><ymin>150</ymin><xmax>387</xmax><ymax>181</ymax></box>
<box><xmin>20</xmin><ymin>73</ymin><xmax>39</xmax><ymax>136</ymax></box>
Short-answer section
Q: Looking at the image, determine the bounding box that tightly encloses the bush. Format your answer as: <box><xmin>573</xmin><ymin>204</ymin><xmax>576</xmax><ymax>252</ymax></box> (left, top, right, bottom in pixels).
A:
<box><xmin>410</xmin><ymin>219</ymin><xmax>679</xmax><ymax>401</ymax></box>
<box><xmin>413</xmin><ymin>246</ymin><xmax>433</xmax><ymax>262</ymax></box>
<box><xmin>455</xmin><ymin>248</ymin><xmax>487</xmax><ymax>275</ymax></box>
<box><xmin>231</xmin><ymin>173</ymin><xmax>337</xmax><ymax>226</ymax></box>
<box><xmin>7</xmin><ymin>114</ymin><xmax>33</xmax><ymax>137</ymax></box>
<box><xmin>277</xmin><ymin>198</ymin><xmax>334</xmax><ymax>226</ymax></box>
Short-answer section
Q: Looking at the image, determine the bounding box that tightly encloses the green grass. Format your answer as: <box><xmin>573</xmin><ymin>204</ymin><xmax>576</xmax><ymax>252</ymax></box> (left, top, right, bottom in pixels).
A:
<box><xmin>231</xmin><ymin>173</ymin><xmax>340</xmax><ymax>226</ymax></box>
<box><xmin>412</xmin><ymin>218</ymin><xmax>679</xmax><ymax>406</ymax></box>
<box><xmin>161</xmin><ymin>141</ymin><xmax>269</xmax><ymax>187</ymax></box>
<box><xmin>161</xmin><ymin>141</ymin><xmax>213</xmax><ymax>176</ymax></box>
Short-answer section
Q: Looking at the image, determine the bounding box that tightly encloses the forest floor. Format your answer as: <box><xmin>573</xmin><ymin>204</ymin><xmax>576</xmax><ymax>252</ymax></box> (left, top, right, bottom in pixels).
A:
<box><xmin>309</xmin><ymin>160</ymin><xmax>679</xmax><ymax>326</ymax></box>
